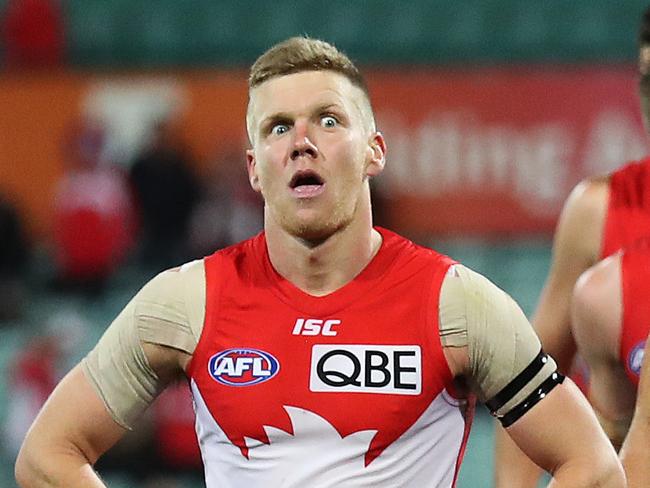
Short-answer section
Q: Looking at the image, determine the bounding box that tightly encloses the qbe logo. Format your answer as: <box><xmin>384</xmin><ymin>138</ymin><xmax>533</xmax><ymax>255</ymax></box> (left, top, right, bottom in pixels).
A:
<box><xmin>309</xmin><ymin>345</ymin><xmax>421</xmax><ymax>395</ymax></box>
<box><xmin>208</xmin><ymin>348</ymin><xmax>280</xmax><ymax>386</ymax></box>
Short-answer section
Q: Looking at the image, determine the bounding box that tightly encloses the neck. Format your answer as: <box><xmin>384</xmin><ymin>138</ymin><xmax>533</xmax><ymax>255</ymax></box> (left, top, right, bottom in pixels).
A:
<box><xmin>264</xmin><ymin>201</ymin><xmax>382</xmax><ymax>296</ymax></box>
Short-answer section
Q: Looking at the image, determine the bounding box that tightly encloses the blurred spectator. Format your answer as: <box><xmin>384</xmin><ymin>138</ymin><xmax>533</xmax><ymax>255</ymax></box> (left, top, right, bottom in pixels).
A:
<box><xmin>2</xmin><ymin>0</ymin><xmax>64</xmax><ymax>68</ymax></box>
<box><xmin>52</xmin><ymin>119</ymin><xmax>136</xmax><ymax>294</ymax></box>
<box><xmin>4</xmin><ymin>334</ymin><xmax>59</xmax><ymax>457</ymax></box>
<box><xmin>0</xmin><ymin>195</ymin><xmax>29</xmax><ymax>321</ymax></box>
<box><xmin>3</xmin><ymin>307</ymin><xmax>86</xmax><ymax>459</ymax></box>
<box><xmin>189</xmin><ymin>150</ymin><xmax>263</xmax><ymax>256</ymax></box>
<box><xmin>130</xmin><ymin>119</ymin><xmax>199</xmax><ymax>269</ymax></box>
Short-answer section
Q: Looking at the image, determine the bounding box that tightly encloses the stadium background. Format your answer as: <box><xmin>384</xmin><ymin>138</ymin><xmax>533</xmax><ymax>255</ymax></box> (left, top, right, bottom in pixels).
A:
<box><xmin>0</xmin><ymin>1</ymin><xmax>648</xmax><ymax>486</ymax></box>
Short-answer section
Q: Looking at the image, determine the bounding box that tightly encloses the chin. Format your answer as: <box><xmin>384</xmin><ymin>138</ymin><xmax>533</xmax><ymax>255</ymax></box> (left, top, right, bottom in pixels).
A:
<box><xmin>291</xmin><ymin>221</ymin><xmax>336</xmax><ymax>242</ymax></box>
<box><xmin>286</xmin><ymin>215</ymin><xmax>351</xmax><ymax>245</ymax></box>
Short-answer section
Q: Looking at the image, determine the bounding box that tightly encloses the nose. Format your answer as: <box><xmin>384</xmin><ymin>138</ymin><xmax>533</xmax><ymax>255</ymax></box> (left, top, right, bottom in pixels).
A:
<box><xmin>290</xmin><ymin>121</ymin><xmax>318</xmax><ymax>160</ymax></box>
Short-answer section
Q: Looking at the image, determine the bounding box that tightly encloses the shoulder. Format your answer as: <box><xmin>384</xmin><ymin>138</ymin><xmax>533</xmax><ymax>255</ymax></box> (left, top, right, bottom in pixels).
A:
<box><xmin>440</xmin><ymin>264</ymin><xmax>502</xmax><ymax>302</ymax></box>
<box><xmin>551</xmin><ymin>175</ymin><xmax>610</xmax><ymax>263</ymax></box>
<box><xmin>439</xmin><ymin>264</ymin><xmax>513</xmax><ymax>348</ymax></box>
<box><xmin>143</xmin><ymin>258</ymin><xmax>206</xmax><ymax>299</ymax></box>
<box><xmin>563</xmin><ymin>175</ymin><xmax>610</xmax><ymax>223</ymax></box>
<box><xmin>137</xmin><ymin>259</ymin><xmax>206</xmax><ymax>343</ymax></box>
<box><xmin>439</xmin><ymin>263</ymin><xmax>531</xmax><ymax>346</ymax></box>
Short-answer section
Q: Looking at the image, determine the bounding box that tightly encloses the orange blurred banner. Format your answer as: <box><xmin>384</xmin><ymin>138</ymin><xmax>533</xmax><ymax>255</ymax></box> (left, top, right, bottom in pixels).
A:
<box><xmin>0</xmin><ymin>67</ymin><xmax>647</xmax><ymax>240</ymax></box>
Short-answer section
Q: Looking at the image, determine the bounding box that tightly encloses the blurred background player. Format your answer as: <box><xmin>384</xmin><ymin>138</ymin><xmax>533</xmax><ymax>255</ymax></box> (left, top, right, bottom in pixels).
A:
<box><xmin>495</xmin><ymin>6</ymin><xmax>650</xmax><ymax>487</ymax></box>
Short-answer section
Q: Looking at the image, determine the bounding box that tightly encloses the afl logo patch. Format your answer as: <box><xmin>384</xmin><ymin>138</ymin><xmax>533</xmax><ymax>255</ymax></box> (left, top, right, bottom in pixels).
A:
<box><xmin>208</xmin><ymin>348</ymin><xmax>280</xmax><ymax>386</ymax></box>
<box><xmin>628</xmin><ymin>342</ymin><xmax>645</xmax><ymax>376</ymax></box>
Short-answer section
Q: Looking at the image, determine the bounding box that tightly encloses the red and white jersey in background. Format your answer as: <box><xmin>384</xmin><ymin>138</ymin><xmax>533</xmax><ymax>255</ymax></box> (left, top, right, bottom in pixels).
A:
<box><xmin>602</xmin><ymin>158</ymin><xmax>650</xmax><ymax>384</ymax></box>
<box><xmin>601</xmin><ymin>157</ymin><xmax>650</xmax><ymax>259</ymax></box>
<box><xmin>187</xmin><ymin>228</ymin><xmax>474</xmax><ymax>487</ymax></box>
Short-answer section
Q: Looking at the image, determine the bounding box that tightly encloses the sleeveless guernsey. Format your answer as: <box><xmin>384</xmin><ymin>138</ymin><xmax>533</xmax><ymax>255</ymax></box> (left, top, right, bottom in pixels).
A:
<box><xmin>187</xmin><ymin>227</ymin><xmax>474</xmax><ymax>487</ymax></box>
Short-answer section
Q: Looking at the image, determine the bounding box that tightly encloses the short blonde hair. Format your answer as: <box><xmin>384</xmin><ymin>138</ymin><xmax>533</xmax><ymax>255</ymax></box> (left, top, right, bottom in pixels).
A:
<box><xmin>247</xmin><ymin>37</ymin><xmax>375</xmax><ymax>142</ymax></box>
<box><xmin>249</xmin><ymin>37</ymin><xmax>369</xmax><ymax>95</ymax></box>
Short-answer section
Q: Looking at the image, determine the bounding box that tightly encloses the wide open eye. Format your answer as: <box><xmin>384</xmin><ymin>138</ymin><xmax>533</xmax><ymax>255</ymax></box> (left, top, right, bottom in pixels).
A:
<box><xmin>320</xmin><ymin>115</ymin><xmax>338</xmax><ymax>128</ymax></box>
<box><xmin>271</xmin><ymin>124</ymin><xmax>289</xmax><ymax>136</ymax></box>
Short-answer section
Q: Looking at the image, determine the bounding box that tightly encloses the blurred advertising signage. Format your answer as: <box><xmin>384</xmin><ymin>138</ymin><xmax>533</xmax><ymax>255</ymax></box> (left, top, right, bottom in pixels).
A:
<box><xmin>368</xmin><ymin>68</ymin><xmax>648</xmax><ymax>236</ymax></box>
<box><xmin>1</xmin><ymin>67</ymin><xmax>646</xmax><ymax>240</ymax></box>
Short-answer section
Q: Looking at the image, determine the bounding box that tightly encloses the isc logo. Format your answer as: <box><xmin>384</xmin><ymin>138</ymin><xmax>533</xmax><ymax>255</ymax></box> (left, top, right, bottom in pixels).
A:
<box><xmin>309</xmin><ymin>345</ymin><xmax>421</xmax><ymax>395</ymax></box>
<box><xmin>208</xmin><ymin>348</ymin><xmax>280</xmax><ymax>386</ymax></box>
<box><xmin>292</xmin><ymin>318</ymin><xmax>341</xmax><ymax>336</ymax></box>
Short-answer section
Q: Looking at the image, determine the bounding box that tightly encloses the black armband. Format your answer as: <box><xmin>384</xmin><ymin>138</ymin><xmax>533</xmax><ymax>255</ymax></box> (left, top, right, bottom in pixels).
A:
<box><xmin>486</xmin><ymin>348</ymin><xmax>549</xmax><ymax>413</ymax></box>
<box><xmin>497</xmin><ymin>372</ymin><xmax>565</xmax><ymax>427</ymax></box>
<box><xmin>485</xmin><ymin>348</ymin><xmax>565</xmax><ymax>427</ymax></box>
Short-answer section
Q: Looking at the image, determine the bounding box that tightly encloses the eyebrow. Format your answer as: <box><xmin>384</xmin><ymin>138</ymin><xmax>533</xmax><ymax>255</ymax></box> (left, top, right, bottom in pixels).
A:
<box><xmin>260</xmin><ymin>103</ymin><xmax>345</xmax><ymax>127</ymax></box>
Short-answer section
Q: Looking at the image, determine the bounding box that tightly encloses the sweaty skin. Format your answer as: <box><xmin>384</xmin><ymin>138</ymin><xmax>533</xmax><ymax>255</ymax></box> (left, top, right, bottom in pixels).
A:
<box><xmin>83</xmin><ymin>258</ymin><xmax>551</xmax><ymax>429</ymax></box>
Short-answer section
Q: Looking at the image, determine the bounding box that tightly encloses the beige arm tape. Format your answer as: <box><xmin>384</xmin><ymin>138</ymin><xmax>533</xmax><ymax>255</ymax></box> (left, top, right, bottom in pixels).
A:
<box><xmin>81</xmin><ymin>259</ymin><xmax>206</xmax><ymax>429</ymax></box>
<box><xmin>439</xmin><ymin>265</ymin><xmax>557</xmax><ymax>416</ymax></box>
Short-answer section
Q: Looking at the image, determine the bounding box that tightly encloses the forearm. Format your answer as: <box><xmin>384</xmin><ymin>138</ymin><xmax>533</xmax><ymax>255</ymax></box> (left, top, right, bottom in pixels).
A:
<box><xmin>547</xmin><ymin>456</ymin><xmax>625</xmax><ymax>488</ymax></box>
<box><xmin>620</xmin><ymin>416</ymin><xmax>650</xmax><ymax>488</ymax></box>
<box><xmin>505</xmin><ymin>380</ymin><xmax>625</xmax><ymax>488</ymax></box>
<box><xmin>16</xmin><ymin>446</ymin><xmax>106</xmax><ymax>488</ymax></box>
<box><xmin>494</xmin><ymin>425</ymin><xmax>541</xmax><ymax>488</ymax></box>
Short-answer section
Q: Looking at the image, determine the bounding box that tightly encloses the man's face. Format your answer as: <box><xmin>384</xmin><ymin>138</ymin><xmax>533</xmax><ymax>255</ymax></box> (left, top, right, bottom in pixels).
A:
<box><xmin>246</xmin><ymin>70</ymin><xmax>385</xmax><ymax>242</ymax></box>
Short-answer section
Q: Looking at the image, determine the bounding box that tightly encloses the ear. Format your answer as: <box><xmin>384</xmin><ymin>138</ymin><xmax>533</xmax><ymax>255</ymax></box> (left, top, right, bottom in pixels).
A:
<box><xmin>246</xmin><ymin>149</ymin><xmax>262</xmax><ymax>193</ymax></box>
<box><xmin>365</xmin><ymin>131</ymin><xmax>386</xmax><ymax>177</ymax></box>
<box><xmin>640</xmin><ymin>45</ymin><xmax>650</xmax><ymax>75</ymax></box>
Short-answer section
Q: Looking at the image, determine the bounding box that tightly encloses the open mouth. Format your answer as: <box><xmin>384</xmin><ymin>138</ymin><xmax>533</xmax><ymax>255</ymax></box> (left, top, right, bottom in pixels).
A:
<box><xmin>289</xmin><ymin>170</ymin><xmax>324</xmax><ymax>189</ymax></box>
<box><xmin>289</xmin><ymin>170</ymin><xmax>326</xmax><ymax>197</ymax></box>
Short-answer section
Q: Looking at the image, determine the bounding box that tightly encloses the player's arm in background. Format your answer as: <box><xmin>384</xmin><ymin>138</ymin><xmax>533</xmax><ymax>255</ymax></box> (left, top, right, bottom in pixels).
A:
<box><xmin>15</xmin><ymin>264</ymin><xmax>202</xmax><ymax>487</ymax></box>
<box><xmin>620</xmin><ymin>337</ymin><xmax>650</xmax><ymax>487</ymax></box>
<box><xmin>571</xmin><ymin>252</ymin><xmax>645</xmax><ymax>483</ymax></box>
<box><xmin>442</xmin><ymin>265</ymin><xmax>624</xmax><ymax>488</ymax></box>
<box><xmin>493</xmin><ymin>177</ymin><xmax>609</xmax><ymax>487</ymax></box>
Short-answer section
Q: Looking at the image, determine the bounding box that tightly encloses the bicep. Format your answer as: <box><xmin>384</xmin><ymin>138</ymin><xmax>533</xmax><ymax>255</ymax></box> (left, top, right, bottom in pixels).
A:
<box><xmin>448</xmin><ymin>266</ymin><xmax>558</xmax><ymax>424</ymax></box>
<box><xmin>83</xmin><ymin>266</ymin><xmax>200</xmax><ymax>429</ymax></box>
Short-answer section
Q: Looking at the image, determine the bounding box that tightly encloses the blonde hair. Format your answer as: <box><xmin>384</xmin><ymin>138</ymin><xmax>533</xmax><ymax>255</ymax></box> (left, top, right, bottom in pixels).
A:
<box><xmin>247</xmin><ymin>37</ymin><xmax>375</xmax><ymax>142</ymax></box>
<box><xmin>249</xmin><ymin>37</ymin><xmax>369</xmax><ymax>94</ymax></box>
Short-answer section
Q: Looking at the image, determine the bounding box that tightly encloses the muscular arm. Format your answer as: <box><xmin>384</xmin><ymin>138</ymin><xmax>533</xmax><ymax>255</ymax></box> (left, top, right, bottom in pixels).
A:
<box><xmin>571</xmin><ymin>252</ymin><xmax>646</xmax><ymax>486</ymax></box>
<box><xmin>442</xmin><ymin>265</ymin><xmax>624</xmax><ymax>487</ymax></box>
<box><xmin>15</xmin><ymin>261</ymin><xmax>204</xmax><ymax>487</ymax></box>
<box><xmin>494</xmin><ymin>177</ymin><xmax>609</xmax><ymax>487</ymax></box>
<box><xmin>505</xmin><ymin>379</ymin><xmax>623</xmax><ymax>488</ymax></box>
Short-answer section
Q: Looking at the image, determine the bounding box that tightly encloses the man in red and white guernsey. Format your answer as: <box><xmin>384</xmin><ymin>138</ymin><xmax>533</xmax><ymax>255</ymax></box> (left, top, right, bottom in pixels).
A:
<box><xmin>495</xmin><ymin>8</ymin><xmax>650</xmax><ymax>488</ymax></box>
<box><xmin>16</xmin><ymin>37</ymin><xmax>623</xmax><ymax>487</ymax></box>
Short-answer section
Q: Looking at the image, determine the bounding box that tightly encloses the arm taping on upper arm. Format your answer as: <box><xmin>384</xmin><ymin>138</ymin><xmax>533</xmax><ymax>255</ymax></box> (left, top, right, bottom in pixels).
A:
<box><xmin>82</xmin><ymin>259</ymin><xmax>205</xmax><ymax>429</ymax></box>
<box><xmin>440</xmin><ymin>265</ymin><xmax>561</xmax><ymax>425</ymax></box>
